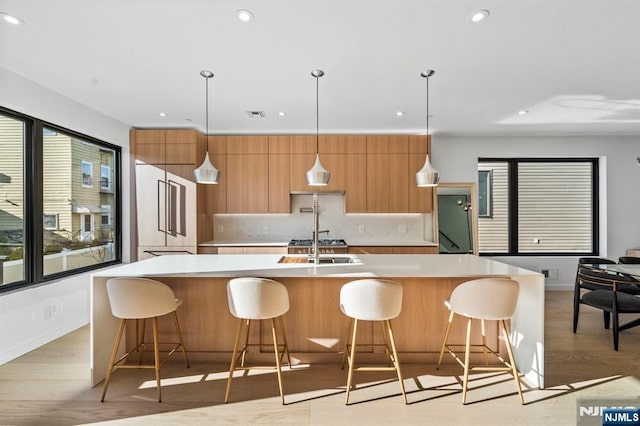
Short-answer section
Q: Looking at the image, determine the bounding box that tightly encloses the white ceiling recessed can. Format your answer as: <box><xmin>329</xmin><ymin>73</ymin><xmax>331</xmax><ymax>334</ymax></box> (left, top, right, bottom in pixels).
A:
<box><xmin>235</xmin><ymin>9</ymin><xmax>254</xmax><ymax>22</ymax></box>
<box><xmin>1</xmin><ymin>12</ymin><xmax>25</xmax><ymax>25</ymax></box>
<box><xmin>469</xmin><ymin>10</ymin><xmax>489</xmax><ymax>23</ymax></box>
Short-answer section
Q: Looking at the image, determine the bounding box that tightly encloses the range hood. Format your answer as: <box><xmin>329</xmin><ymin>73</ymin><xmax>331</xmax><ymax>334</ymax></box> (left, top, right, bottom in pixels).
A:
<box><xmin>290</xmin><ymin>190</ymin><xmax>345</xmax><ymax>195</ymax></box>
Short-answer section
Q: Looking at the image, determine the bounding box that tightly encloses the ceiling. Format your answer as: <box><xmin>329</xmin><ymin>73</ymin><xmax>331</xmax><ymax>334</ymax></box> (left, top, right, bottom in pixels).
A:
<box><xmin>1</xmin><ymin>0</ymin><xmax>639</xmax><ymax>137</ymax></box>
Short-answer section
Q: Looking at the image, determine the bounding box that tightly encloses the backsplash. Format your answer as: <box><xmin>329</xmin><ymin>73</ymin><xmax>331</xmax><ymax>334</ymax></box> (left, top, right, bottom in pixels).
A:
<box><xmin>212</xmin><ymin>194</ymin><xmax>434</xmax><ymax>244</ymax></box>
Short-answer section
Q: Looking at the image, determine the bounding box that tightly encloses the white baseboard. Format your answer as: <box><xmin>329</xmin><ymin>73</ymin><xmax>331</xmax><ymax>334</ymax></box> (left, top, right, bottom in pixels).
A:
<box><xmin>0</xmin><ymin>318</ymin><xmax>87</xmax><ymax>365</ymax></box>
<box><xmin>545</xmin><ymin>282</ymin><xmax>573</xmax><ymax>291</ymax></box>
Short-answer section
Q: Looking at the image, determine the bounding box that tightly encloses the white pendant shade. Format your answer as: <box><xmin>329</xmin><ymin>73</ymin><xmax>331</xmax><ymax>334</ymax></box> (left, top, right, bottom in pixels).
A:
<box><xmin>194</xmin><ymin>70</ymin><xmax>220</xmax><ymax>185</ymax></box>
<box><xmin>415</xmin><ymin>154</ymin><xmax>440</xmax><ymax>187</ymax></box>
<box><xmin>194</xmin><ymin>152</ymin><xmax>220</xmax><ymax>184</ymax></box>
<box><xmin>306</xmin><ymin>153</ymin><xmax>330</xmax><ymax>186</ymax></box>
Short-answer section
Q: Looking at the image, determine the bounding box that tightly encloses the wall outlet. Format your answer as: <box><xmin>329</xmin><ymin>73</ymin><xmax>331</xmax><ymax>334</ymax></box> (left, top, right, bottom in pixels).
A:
<box><xmin>217</xmin><ymin>225</ymin><xmax>224</xmax><ymax>233</ymax></box>
<box><xmin>398</xmin><ymin>224</ymin><xmax>407</xmax><ymax>233</ymax></box>
<box><xmin>541</xmin><ymin>268</ymin><xmax>558</xmax><ymax>280</ymax></box>
<box><xmin>262</xmin><ymin>226</ymin><xmax>269</xmax><ymax>234</ymax></box>
<box><xmin>358</xmin><ymin>225</ymin><xmax>365</xmax><ymax>233</ymax></box>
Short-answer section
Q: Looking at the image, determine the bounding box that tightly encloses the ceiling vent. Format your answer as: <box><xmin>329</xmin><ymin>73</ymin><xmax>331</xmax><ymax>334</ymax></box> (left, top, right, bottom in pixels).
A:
<box><xmin>246</xmin><ymin>110</ymin><xmax>266</xmax><ymax>118</ymax></box>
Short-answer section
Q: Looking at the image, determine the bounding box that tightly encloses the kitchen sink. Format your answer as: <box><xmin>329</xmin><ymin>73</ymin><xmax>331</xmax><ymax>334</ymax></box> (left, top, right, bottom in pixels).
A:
<box><xmin>278</xmin><ymin>255</ymin><xmax>360</xmax><ymax>264</ymax></box>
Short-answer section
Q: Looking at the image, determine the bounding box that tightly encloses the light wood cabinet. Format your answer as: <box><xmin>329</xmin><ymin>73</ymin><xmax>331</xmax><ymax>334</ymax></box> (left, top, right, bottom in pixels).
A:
<box><xmin>201</xmin><ymin>136</ymin><xmax>227</xmax><ymax>214</ymax></box>
<box><xmin>217</xmin><ymin>246</ymin><xmax>288</xmax><ymax>255</ymax></box>
<box><xmin>269</xmin><ymin>154</ymin><xmax>290</xmax><ymax>213</ymax></box>
<box><xmin>345</xmin><ymin>154</ymin><xmax>367</xmax><ymax>212</ymax></box>
<box><xmin>226</xmin><ymin>154</ymin><xmax>269</xmax><ymax>213</ymax></box>
<box><xmin>366</xmin><ymin>153</ymin><xmax>410</xmax><ymax>212</ymax></box>
<box><xmin>133</xmin><ymin>129</ymin><xmax>197</xmax><ymax>165</ymax></box>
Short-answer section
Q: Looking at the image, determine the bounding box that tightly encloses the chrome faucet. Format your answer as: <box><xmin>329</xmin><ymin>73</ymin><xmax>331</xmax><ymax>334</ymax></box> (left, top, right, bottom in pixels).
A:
<box><xmin>311</xmin><ymin>193</ymin><xmax>329</xmax><ymax>264</ymax></box>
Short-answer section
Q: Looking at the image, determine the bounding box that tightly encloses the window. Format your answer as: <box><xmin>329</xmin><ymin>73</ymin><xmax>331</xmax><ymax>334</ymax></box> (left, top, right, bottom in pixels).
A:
<box><xmin>82</xmin><ymin>161</ymin><xmax>93</xmax><ymax>188</ymax></box>
<box><xmin>100</xmin><ymin>165</ymin><xmax>111</xmax><ymax>190</ymax></box>
<box><xmin>0</xmin><ymin>106</ymin><xmax>121</xmax><ymax>293</ymax></box>
<box><xmin>43</xmin><ymin>214</ymin><xmax>58</xmax><ymax>230</ymax></box>
<box><xmin>477</xmin><ymin>158</ymin><xmax>598</xmax><ymax>256</ymax></box>
<box><xmin>0</xmin><ymin>112</ymin><xmax>25</xmax><ymax>284</ymax></box>
<box><xmin>478</xmin><ymin>169</ymin><xmax>492</xmax><ymax>218</ymax></box>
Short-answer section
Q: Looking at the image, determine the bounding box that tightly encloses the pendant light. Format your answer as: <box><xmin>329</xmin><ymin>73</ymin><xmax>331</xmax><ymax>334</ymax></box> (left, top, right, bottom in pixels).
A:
<box><xmin>415</xmin><ymin>69</ymin><xmax>441</xmax><ymax>187</ymax></box>
<box><xmin>194</xmin><ymin>70</ymin><xmax>220</xmax><ymax>184</ymax></box>
<box><xmin>306</xmin><ymin>69</ymin><xmax>330</xmax><ymax>186</ymax></box>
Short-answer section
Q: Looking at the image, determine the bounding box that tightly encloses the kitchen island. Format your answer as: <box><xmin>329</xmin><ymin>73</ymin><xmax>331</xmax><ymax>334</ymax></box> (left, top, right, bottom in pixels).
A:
<box><xmin>91</xmin><ymin>254</ymin><xmax>544</xmax><ymax>388</ymax></box>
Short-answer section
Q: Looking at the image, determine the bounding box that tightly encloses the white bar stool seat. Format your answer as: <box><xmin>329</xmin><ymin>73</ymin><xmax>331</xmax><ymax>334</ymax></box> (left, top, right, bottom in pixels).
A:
<box><xmin>101</xmin><ymin>277</ymin><xmax>189</xmax><ymax>402</ymax></box>
<box><xmin>340</xmin><ymin>279</ymin><xmax>407</xmax><ymax>404</ymax></box>
<box><xmin>225</xmin><ymin>277</ymin><xmax>291</xmax><ymax>405</ymax></box>
<box><xmin>436</xmin><ymin>278</ymin><xmax>524</xmax><ymax>404</ymax></box>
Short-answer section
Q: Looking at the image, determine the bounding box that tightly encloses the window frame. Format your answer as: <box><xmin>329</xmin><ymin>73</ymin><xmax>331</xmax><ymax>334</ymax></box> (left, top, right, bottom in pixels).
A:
<box><xmin>0</xmin><ymin>105</ymin><xmax>122</xmax><ymax>294</ymax></box>
<box><xmin>478</xmin><ymin>157</ymin><xmax>599</xmax><ymax>257</ymax></box>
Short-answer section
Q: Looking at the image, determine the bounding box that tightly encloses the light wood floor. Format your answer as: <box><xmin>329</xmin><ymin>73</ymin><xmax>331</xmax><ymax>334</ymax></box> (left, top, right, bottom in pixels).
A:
<box><xmin>1</xmin><ymin>291</ymin><xmax>640</xmax><ymax>425</ymax></box>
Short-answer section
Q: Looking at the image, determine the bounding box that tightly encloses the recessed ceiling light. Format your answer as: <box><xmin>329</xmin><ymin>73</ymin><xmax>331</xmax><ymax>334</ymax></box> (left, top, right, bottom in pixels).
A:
<box><xmin>235</xmin><ymin>9</ymin><xmax>254</xmax><ymax>22</ymax></box>
<box><xmin>1</xmin><ymin>12</ymin><xmax>25</xmax><ymax>25</ymax></box>
<box><xmin>469</xmin><ymin>10</ymin><xmax>489</xmax><ymax>23</ymax></box>
<box><xmin>278</xmin><ymin>112</ymin><xmax>286</xmax><ymax>117</ymax></box>
<box><xmin>159</xmin><ymin>112</ymin><xmax>167</xmax><ymax>117</ymax></box>
<box><xmin>396</xmin><ymin>111</ymin><xmax>405</xmax><ymax>117</ymax></box>
<box><xmin>517</xmin><ymin>110</ymin><xmax>529</xmax><ymax>115</ymax></box>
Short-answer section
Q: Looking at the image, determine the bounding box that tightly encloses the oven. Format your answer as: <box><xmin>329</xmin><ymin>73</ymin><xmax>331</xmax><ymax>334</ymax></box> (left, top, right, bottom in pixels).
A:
<box><xmin>287</xmin><ymin>239</ymin><xmax>348</xmax><ymax>254</ymax></box>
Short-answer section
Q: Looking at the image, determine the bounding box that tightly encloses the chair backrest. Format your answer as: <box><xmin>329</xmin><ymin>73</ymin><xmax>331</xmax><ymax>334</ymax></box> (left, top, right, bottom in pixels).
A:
<box><xmin>448</xmin><ymin>278</ymin><xmax>519</xmax><ymax>320</ymax></box>
<box><xmin>578</xmin><ymin>266</ymin><xmax>640</xmax><ymax>291</ymax></box>
<box><xmin>340</xmin><ymin>279</ymin><xmax>403</xmax><ymax>321</ymax></box>
<box><xmin>106</xmin><ymin>277</ymin><xmax>178</xmax><ymax>319</ymax></box>
<box><xmin>227</xmin><ymin>278</ymin><xmax>289</xmax><ymax>320</ymax></box>
<box><xmin>619</xmin><ymin>256</ymin><xmax>640</xmax><ymax>265</ymax></box>
<box><xmin>578</xmin><ymin>257</ymin><xmax>616</xmax><ymax>266</ymax></box>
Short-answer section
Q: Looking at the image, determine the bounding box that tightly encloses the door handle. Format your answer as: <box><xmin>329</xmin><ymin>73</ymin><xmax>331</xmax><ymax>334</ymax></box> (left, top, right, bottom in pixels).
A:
<box><xmin>157</xmin><ymin>179</ymin><xmax>166</xmax><ymax>233</ymax></box>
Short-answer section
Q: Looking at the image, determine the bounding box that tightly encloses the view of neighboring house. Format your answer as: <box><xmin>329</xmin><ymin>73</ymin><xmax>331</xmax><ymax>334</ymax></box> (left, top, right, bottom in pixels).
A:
<box><xmin>0</xmin><ymin>114</ymin><xmax>116</xmax><ymax>283</ymax></box>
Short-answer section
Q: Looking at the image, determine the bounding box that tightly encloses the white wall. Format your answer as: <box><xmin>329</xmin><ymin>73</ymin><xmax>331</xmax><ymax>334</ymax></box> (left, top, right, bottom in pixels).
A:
<box><xmin>432</xmin><ymin>135</ymin><xmax>640</xmax><ymax>289</ymax></box>
<box><xmin>0</xmin><ymin>67</ymin><xmax>131</xmax><ymax>364</ymax></box>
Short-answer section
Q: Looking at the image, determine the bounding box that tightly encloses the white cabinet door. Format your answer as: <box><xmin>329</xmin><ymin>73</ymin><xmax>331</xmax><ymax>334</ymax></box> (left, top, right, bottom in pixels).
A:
<box><xmin>135</xmin><ymin>164</ymin><xmax>167</xmax><ymax>247</ymax></box>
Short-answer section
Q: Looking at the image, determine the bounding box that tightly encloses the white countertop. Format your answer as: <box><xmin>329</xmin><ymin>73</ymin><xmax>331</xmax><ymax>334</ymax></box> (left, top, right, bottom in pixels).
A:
<box><xmin>93</xmin><ymin>254</ymin><xmax>541</xmax><ymax>279</ymax></box>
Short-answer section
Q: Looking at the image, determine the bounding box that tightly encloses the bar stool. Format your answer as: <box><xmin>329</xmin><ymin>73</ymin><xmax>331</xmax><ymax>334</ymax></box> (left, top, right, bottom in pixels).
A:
<box><xmin>340</xmin><ymin>279</ymin><xmax>407</xmax><ymax>404</ymax></box>
<box><xmin>225</xmin><ymin>277</ymin><xmax>291</xmax><ymax>405</ymax></box>
<box><xmin>437</xmin><ymin>278</ymin><xmax>524</xmax><ymax>404</ymax></box>
<box><xmin>101</xmin><ymin>277</ymin><xmax>189</xmax><ymax>402</ymax></box>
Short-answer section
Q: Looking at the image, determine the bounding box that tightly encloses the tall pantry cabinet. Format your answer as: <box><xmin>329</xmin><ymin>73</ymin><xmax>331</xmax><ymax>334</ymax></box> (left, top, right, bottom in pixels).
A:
<box><xmin>131</xmin><ymin>129</ymin><xmax>211</xmax><ymax>260</ymax></box>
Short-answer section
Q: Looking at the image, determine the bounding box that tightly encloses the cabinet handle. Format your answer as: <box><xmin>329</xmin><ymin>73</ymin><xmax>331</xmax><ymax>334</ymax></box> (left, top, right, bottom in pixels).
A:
<box><xmin>167</xmin><ymin>179</ymin><xmax>186</xmax><ymax>237</ymax></box>
<box><xmin>157</xmin><ymin>179</ymin><xmax>166</xmax><ymax>233</ymax></box>
<box><xmin>143</xmin><ymin>250</ymin><xmax>194</xmax><ymax>256</ymax></box>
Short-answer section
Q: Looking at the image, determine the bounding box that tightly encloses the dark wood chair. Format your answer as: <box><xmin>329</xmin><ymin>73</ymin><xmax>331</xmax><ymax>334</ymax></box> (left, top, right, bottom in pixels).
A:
<box><xmin>573</xmin><ymin>257</ymin><xmax>616</xmax><ymax>333</ymax></box>
<box><xmin>575</xmin><ymin>265</ymin><xmax>640</xmax><ymax>351</ymax></box>
<box><xmin>619</xmin><ymin>256</ymin><xmax>640</xmax><ymax>264</ymax></box>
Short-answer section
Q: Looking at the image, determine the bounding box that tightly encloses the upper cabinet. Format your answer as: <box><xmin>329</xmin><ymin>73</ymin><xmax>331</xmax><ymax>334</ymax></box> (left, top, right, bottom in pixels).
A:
<box><xmin>133</xmin><ymin>129</ymin><xmax>197</xmax><ymax>165</ymax></box>
<box><xmin>133</xmin><ymin>130</ymin><xmax>433</xmax><ymax>217</ymax></box>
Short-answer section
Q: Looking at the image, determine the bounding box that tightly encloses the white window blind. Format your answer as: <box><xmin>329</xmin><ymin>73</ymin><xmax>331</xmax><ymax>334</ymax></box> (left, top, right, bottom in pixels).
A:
<box><xmin>478</xmin><ymin>159</ymin><xmax>595</xmax><ymax>255</ymax></box>
<box><xmin>518</xmin><ymin>162</ymin><xmax>592</xmax><ymax>253</ymax></box>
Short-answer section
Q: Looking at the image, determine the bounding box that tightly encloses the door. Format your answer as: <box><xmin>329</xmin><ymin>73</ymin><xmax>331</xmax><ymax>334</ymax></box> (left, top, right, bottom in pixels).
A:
<box><xmin>135</xmin><ymin>164</ymin><xmax>167</xmax><ymax>246</ymax></box>
<box><xmin>80</xmin><ymin>214</ymin><xmax>94</xmax><ymax>242</ymax></box>
<box><xmin>435</xmin><ymin>183</ymin><xmax>479</xmax><ymax>255</ymax></box>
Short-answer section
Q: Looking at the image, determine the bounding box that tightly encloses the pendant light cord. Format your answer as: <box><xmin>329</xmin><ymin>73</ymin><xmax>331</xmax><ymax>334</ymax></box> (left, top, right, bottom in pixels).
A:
<box><xmin>425</xmin><ymin>74</ymin><xmax>429</xmax><ymax>137</ymax></box>
<box><xmin>205</xmin><ymin>75</ymin><xmax>210</xmax><ymax>153</ymax></box>
<box><xmin>315</xmin><ymin>74</ymin><xmax>319</xmax><ymax>154</ymax></box>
